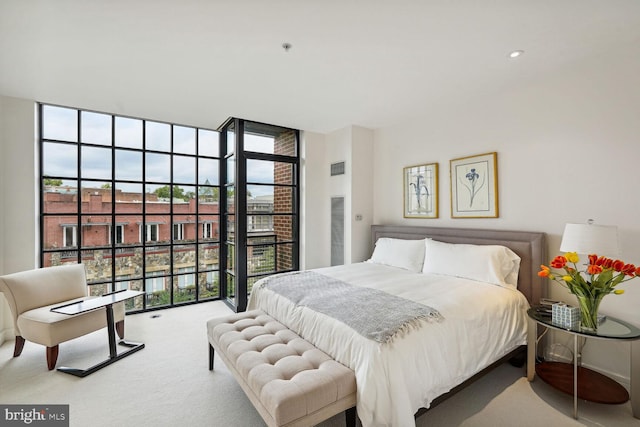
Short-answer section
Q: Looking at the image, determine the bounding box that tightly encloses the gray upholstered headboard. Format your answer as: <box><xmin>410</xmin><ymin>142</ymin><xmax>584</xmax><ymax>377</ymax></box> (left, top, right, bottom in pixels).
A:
<box><xmin>371</xmin><ymin>225</ymin><xmax>547</xmax><ymax>305</ymax></box>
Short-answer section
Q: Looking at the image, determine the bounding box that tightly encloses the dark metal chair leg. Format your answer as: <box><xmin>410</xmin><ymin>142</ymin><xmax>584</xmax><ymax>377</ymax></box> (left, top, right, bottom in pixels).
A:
<box><xmin>209</xmin><ymin>344</ymin><xmax>215</xmax><ymax>371</ymax></box>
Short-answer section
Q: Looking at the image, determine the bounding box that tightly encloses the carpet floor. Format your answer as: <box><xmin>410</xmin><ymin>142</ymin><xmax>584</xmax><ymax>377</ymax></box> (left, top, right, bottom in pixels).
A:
<box><xmin>1</xmin><ymin>300</ymin><xmax>639</xmax><ymax>427</ymax></box>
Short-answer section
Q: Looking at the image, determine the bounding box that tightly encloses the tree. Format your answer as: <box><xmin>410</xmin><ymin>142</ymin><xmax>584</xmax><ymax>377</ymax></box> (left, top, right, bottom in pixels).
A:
<box><xmin>43</xmin><ymin>178</ymin><xmax>63</xmax><ymax>186</ymax></box>
<box><xmin>154</xmin><ymin>185</ymin><xmax>191</xmax><ymax>201</ymax></box>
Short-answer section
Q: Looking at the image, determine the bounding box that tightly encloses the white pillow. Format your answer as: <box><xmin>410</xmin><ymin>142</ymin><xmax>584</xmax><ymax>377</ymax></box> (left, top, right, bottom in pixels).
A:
<box><xmin>421</xmin><ymin>239</ymin><xmax>521</xmax><ymax>289</ymax></box>
<box><xmin>368</xmin><ymin>238</ymin><xmax>426</xmax><ymax>272</ymax></box>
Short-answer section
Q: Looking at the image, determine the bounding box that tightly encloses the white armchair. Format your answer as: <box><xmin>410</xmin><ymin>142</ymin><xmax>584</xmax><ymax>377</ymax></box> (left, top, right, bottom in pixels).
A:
<box><xmin>0</xmin><ymin>264</ymin><xmax>125</xmax><ymax>370</ymax></box>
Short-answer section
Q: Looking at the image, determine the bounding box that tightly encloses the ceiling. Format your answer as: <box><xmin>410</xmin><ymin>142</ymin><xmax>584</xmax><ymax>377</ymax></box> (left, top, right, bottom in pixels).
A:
<box><xmin>1</xmin><ymin>1</ymin><xmax>639</xmax><ymax>133</ymax></box>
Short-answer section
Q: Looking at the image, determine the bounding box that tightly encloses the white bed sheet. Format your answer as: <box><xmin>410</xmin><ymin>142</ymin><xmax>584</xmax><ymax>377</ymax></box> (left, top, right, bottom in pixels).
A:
<box><xmin>247</xmin><ymin>262</ymin><xmax>529</xmax><ymax>427</ymax></box>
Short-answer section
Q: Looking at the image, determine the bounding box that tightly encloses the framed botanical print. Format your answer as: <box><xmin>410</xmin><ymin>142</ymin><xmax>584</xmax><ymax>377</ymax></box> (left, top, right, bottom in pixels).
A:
<box><xmin>450</xmin><ymin>152</ymin><xmax>498</xmax><ymax>218</ymax></box>
<box><xmin>403</xmin><ymin>162</ymin><xmax>438</xmax><ymax>218</ymax></box>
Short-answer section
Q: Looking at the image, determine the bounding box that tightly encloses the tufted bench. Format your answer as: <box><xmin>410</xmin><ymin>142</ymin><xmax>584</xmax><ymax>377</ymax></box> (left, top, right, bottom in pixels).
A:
<box><xmin>207</xmin><ymin>309</ymin><xmax>357</xmax><ymax>427</ymax></box>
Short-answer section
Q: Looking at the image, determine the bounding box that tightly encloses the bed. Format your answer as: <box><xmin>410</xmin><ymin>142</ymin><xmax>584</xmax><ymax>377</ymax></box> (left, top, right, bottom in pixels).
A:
<box><xmin>247</xmin><ymin>225</ymin><xmax>546</xmax><ymax>427</ymax></box>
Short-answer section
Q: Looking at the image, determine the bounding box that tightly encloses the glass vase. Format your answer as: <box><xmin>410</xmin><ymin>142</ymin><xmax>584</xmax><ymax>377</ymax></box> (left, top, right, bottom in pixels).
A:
<box><xmin>576</xmin><ymin>294</ymin><xmax>605</xmax><ymax>332</ymax></box>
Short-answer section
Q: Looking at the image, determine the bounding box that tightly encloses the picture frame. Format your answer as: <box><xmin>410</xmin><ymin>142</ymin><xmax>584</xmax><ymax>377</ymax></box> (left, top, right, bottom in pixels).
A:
<box><xmin>450</xmin><ymin>152</ymin><xmax>498</xmax><ymax>218</ymax></box>
<box><xmin>403</xmin><ymin>162</ymin><xmax>438</xmax><ymax>219</ymax></box>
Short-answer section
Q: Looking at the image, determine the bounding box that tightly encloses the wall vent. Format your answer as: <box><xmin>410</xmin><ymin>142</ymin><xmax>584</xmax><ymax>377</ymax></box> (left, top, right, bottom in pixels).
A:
<box><xmin>331</xmin><ymin>197</ymin><xmax>345</xmax><ymax>266</ymax></box>
<box><xmin>330</xmin><ymin>161</ymin><xmax>345</xmax><ymax>176</ymax></box>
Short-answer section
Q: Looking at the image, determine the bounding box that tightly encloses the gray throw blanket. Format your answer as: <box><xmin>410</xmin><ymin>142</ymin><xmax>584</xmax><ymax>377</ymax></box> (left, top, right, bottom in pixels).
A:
<box><xmin>258</xmin><ymin>271</ymin><xmax>443</xmax><ymax>344</ymax></box>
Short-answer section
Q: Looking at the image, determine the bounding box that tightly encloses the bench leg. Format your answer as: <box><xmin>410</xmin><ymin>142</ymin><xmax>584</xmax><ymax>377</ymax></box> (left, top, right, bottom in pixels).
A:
<box><xmin>345</xmin><ymin>406</ymin><xmax>356</xmax><ymax>427</ymax></box>
<box><xmin>46</xmin><ymin>345</ymin><xmax>59</xmax><ymax>370</ymax></box>
<box><xmin>13</xmin><ymin>336</ymin><xmax>25</xmax><ymax>357</ymax></box>
<box><xmin>209</xmin><ymin>344</ymin><xmax>215</xmax><ymax>371</ymax></box>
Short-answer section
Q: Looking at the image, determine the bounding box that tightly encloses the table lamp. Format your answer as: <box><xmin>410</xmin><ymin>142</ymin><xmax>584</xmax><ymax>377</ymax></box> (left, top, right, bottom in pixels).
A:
<box><xmin>559</xmin><ymin>219</ymin><xmax>619</xmax><ymax>258</ymax></box>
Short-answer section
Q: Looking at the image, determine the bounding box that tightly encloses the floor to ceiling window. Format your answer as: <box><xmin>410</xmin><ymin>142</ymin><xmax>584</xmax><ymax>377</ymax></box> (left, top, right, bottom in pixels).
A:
<box><xmin>39</xmin><ymin>104</ymin><xmax>221</xmax><ymax>311</ymax></box>
<box><xmin>39</xmin><ymin>106</ymin><xmax>300</xmax><ymax>313</ymax></box>
<box><xmin>219</xmin><ymin>118</ymin><xmax>300</xmax><ymax>312</ymax></box>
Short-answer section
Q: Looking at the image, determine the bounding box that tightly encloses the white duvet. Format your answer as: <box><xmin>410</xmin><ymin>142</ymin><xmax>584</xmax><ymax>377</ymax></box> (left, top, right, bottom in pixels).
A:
<box><xmin>248</xmin><ymin>262</ymin><xmax>529</xmax><ymax>427</ymax></box>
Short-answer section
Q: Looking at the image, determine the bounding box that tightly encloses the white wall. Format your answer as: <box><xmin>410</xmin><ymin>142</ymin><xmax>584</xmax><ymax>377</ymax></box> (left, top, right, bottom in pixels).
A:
<box><xmin>300</xmin><ymin>131</ymin><xmax>329</xmax><ymax>270</ymax></box>
<box><xmin>0</xmin><ymin>95</ymin><xmax>38</xmax><ymax>344</ymax></box>
<box><xmin>322</xmin><ymin>126</ymin><xmax>375</xmax><ymax>266</ymax></box>
<box><xmin>372</xmin><ymin>45</ymin><xmax>640</xmax><ymax>385</ymax></box>
<box><xmin>350</xmin><ymin>126</ymin><xmax>374</xmax><ymax>262</ymax></box>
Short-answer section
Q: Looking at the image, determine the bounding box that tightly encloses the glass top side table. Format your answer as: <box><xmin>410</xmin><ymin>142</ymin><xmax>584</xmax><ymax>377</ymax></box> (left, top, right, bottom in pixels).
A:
<box><xmin>527</xmin><ymin>307</ymin><xmax>640</xmax><ymax>420</ymax></box>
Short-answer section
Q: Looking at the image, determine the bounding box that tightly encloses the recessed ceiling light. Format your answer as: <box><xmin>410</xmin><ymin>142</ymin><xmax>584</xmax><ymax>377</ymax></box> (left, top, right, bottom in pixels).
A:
<box><xmin>508</xmin><ymin>50</ymin><xmax>524</xmax><ymax>59</ymax></box>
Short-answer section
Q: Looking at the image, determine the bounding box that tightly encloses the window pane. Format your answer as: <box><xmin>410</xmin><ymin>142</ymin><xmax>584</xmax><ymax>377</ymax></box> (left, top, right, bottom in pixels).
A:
<box><xmin>247</xmin><ymin>185</ymin><xmax>293</xmax><ymax>214</ymax></box>
<box><xmin>247</xmin><ymin>214</ymin><xmax>273</xmax><ymax>232</ymax></box>
<box><xmin>244</xmin><ymin>133</ymin><xmax>274</xmax><ymax>154</ymax></box>
<box><xmin>80</xmin><ymin>220</ymin><xmax>111</xmax><ymax>248</ymax></box>
<box><xmin>202</xmin><ymin>218</ymin><xmax>217</xmax><ymax>239</ymax></box>
<box><xmin>81</xmin><ymin>111</ymin><xmax>112</xmax><ymax>145</ymax></box>
<box><xmin>198</xmin><ymin>271</ymin><xmax>218</xmax><ymax>300</ymax></box>
<box><xmin>114</xmin><ymin>215</ymin><xmax>140</xmax><ymax>246</ymax></box>
<box><xmin>116</xmin><ymin>279</ymin><xmax>144</xmax><ymax>311</ymax></box>
<box><xmin>244</xmin><ymin>123</ymin><xmax>296</xmax><ymax>157</ymax></box>
<box><xmin>226</xmin><ymin>216</ymin><xmax>235</xmax><ymax>243</ymax></box>
<box><xmin>198</xmin><ymin>129</ymin><xmax>218</xmax><ymax>157</ymax></box>
<box><xmin>145</xmin><ymin>153</ymin><xmax>170</xmax><ymax>182</ymax></box>
<box><xmin>115</xmin><ymin>183</ymin><xmax>143</xmax><ymax>213</ymax></box>
<box><xmin>146</xmin><ymin>121</ymin><xmax>170</xmax><ymax>152</ymax></box>
<box><xmin>115</xmin><ymin>149</ymin><xmax>142</xmax><ymax>181</ymax></box>
<box><xmin>226</xmin><ymin>273</ymin><xmax>235</xmax><ymax>300</ymax></box>
<box><xmin>173</xmin><ymin>185</ymin><xmax>196</xmax><ymax>213</ymax></box>
<box><xmin>146</xmin><ymin>276</ymin><xmax>170</xmax><ymax>308</ymax></box>
<box><xmin>145</xmin><ymin>184</ymin><xmax>171</xmax><ymax>213</ymax></box>
<box><xmin>42</xmin><ymin>105</ymin><xmax>77</xmax><ymax>142</ymax></box>
<box><xmin>42</xmin><ymin>253</ymin><xmax>77</xmax><ymax>268</ymax></box>
<box><xmin>116</xmin><ymin>254</ymin><xmax>143</xmax><ymax>280</ymax></box>
<box><xmin>146</xmin><ymin>248</ymin><xmax>170</xmax><ymax>276</ymax></box>
<box><xmin>199</xmin><ymin>243</ymin><xmax>219</xmax><ymax>269</ymax></box>
<box><xmin>141</xmin><ymin>221</ymin><xmax>164</xmax><ymax>244</ymax></box>
<box><xmin>198</xmin><ymin>215</ymin><xmax>218</xmax><ymax>241</ymax></box>
<box><xmin>226</xmin><ymin>155</ymin><xmax>235</xmax><ymax>184</ymax></box>
<box><xmin>43</xmin><ymin>215</ymin><xmax>77</xmax><ymax>249</ymax></box>
<box><xmin>174</xmin><ymin>273</ymin><xmax>196</xmax><ymax>303</ymax></box>
<box><xmin>81</xmin><ymin>181</ymin><xmax>111</xmax><ymax>213</ymax></box>
<box><xmin>246</xmin><ymin>160</ymin><xmax>293</xmax><ymax>185</ymax></box>
<box><xmin>173</xmin><ymin>155</ymin><xmax>196</xmax><ymax>184</ymax></box>
<box><xmin>115</xmin><ymin>117</ymin><xmax>142</xmax><ymax>149</ymax></box>
<box><xmin>199</xmin><ymin>158</ymin><xmax>219</xmax><ymax>185</ymax></box>
<box><xmin>226</xmin><ymin>187</ymin><xmax>235</xmax><ymax>213</ymax></box>
<box><xmin>173</xmin><ymin>126</ymin><xmax>196</xmax><ymax>155</ymax></box>
<box><xmin>226</xmin><ymin>123</ymin><xmax>235</xmax><ymax>155</ymax></box>
<box><xmin>43</xmin><ymin>179</ymin><xmax>78</xmax><ymax>213</ymax></box>
<box><xmin>83</xmin><ymin>249</ymin><xmax>113</xmax><ymax>281</ymax></box>
<box><xmin>81</xmin><ymin>146</ymin><xmax>112</xmax><ymax>179</ymax></box>
<box><xmin>198</xmin><ymin>186</ymin><xmax>218</xmax><ymax>205</ymax></box>
<box><xmin>173</xmin><ymin>244</ymin><xmax>196</xmax><ymax>270</ymax></box>
<box><xmin>248</xmin><ymin>238</ymin><xmax>275</xmax><ymax>276</ymax></box>
<box><xmin>43</xmin><ymin>142</ymin><xmax>77</xmax><ymax>177</ymax></box>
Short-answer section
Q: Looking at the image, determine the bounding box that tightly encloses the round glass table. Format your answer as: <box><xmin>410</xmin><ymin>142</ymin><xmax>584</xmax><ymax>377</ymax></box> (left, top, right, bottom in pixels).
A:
<box><xmin>527</xmin><ymin>307</ymin><xmax>640</xmax><ymax>420</ymax></box>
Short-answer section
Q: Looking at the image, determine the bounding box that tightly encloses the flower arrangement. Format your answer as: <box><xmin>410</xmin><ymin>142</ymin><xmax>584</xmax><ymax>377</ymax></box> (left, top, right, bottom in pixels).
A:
<box><xmin>538</xmin><ymin>252</ymin><xmax>640</xmax><ymax>330</ymax></box>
